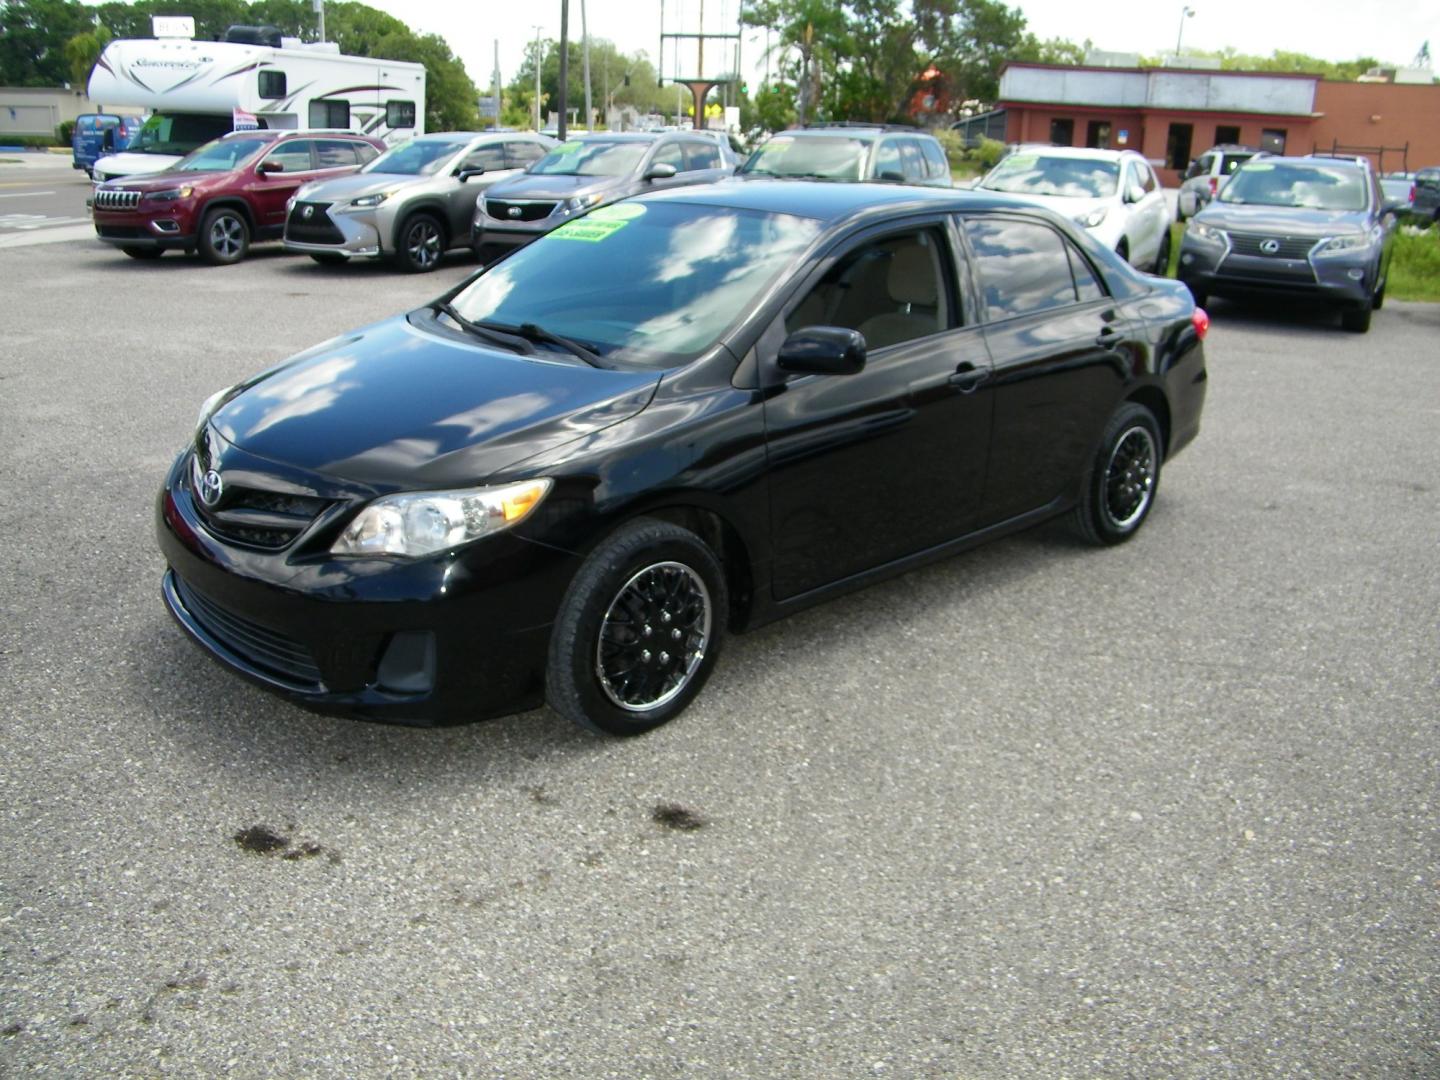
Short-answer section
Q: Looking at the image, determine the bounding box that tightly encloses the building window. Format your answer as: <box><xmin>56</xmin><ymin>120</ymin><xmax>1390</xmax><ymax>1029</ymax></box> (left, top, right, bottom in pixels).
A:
<box><xmin>1260</xmin><ymin>128</ymin><xmax>1287</xmax><ymax>154</ymax></box>
<box><xmin>258</xmin><ymin>70</ymin><xmax>286</xmax><ymax>99</ymax></box>
<box><xmin>1214</xmin><ymin>125</ymin><xmax>1240</xmax><ymax>145</ymax></box>
<box><xmin>1085</xmin><ymin>121</ymin><xmax>1112</xmax><ymax>149</ymax></box>
<box><xmin>1049</xmin><ymin>118</ymin><xmax>1074</xmax><ymax>146</ymax></box>
<box><xmin>309</xmin><ymin>100</ymin><xmax>350</xmax><ymax>128</ymax></box>
<box><xmin>1165</xmin><ymin>123</ymin><xmax>1194</xmax><ymax>170</ymax></box>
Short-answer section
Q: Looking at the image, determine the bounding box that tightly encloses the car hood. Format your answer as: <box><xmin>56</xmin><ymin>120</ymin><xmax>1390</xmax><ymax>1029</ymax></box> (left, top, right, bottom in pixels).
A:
<box><xmin>208</xmin><ymin>314</ymin><xmax>661</xmax><ymax>490</ymax></box>
<box><xmin>101</xmin><ymin>168</ymin><xmax>225</xmax><ymax>191</ymax></box>
<box><xmin>977</xmin><ymin>188</ymin><xmax>1116</xmax><ymax>222</ymax></box>
<box><xmin>297</xmin><ymin>171</ymin><xmax>426</xmax><ymax>202</ymax></box>
<box><xmin>484</xmin><ymin>173</ymin><xmax>631</xmax><ymax>201</ymax></box>
<box><xmin>94</xmin><ymin>151</ymin><xmax>179</xmax><ymax>178</ymax></box>
<box><xmin>1195</xmin><ymin>203</ymin><xmax>1371</xmax><ymax>236</ymax></box>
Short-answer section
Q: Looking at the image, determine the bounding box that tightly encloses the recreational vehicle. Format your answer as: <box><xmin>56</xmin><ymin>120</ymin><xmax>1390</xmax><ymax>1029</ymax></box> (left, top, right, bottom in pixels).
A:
<box><xmin>87</xmin><ymin>25</ymin><xmax>425</xmax><ymax>181</ymax></box>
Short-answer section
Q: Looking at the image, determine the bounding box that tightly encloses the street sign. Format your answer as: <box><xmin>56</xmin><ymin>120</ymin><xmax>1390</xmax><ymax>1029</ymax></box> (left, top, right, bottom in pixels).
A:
<box><xmin>478</xmin><ymin>96</ymin><xmax>500</xmax><ymax>118</ymax></box>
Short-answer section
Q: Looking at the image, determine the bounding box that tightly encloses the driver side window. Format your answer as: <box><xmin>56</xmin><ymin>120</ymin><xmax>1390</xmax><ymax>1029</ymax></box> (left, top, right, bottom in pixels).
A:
<box><xmin>786</xmin><ymin>229</ymin><xmax>952</xmax><ymax>351</ymax></box>
<box><xmin>651</xmin><ymin>141</ymin><xmax>685</xmax><ymax>170</ymax></box>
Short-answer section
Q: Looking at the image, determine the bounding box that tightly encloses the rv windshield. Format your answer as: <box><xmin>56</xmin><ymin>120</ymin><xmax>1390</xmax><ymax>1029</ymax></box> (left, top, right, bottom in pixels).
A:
<box><xmin>364</xmin><ymin>139</ymin><xmax>469</xmax><ymax>176</ymax></box>
<box><xmin>174</xmin><ymin>136</ymin><xmax>272</xmax><ymax>172</ymax></box>
<box><xmin>127</xmin><ymin>113</ymin><xmax>236</xmax><ymax>156</ymax></box>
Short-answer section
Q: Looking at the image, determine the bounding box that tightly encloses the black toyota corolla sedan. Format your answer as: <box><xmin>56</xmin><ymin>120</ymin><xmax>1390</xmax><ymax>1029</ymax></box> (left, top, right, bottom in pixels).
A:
<box><xmin>158</xmin><ymin>180</ymin><xmax>1209</xmax><ymax>736</ymax></box>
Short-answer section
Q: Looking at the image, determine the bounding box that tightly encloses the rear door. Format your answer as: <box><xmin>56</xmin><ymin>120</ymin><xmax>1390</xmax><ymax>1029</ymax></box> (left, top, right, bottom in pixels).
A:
<box><xmin>960</xmin><ymin>213</ymin><xmax>1132</xmax><ymax>525</ymax></box>
<box><xmin>762</xmin><ymin>221</ymin><xmax>994</xmax><ymax>598</ymax></box>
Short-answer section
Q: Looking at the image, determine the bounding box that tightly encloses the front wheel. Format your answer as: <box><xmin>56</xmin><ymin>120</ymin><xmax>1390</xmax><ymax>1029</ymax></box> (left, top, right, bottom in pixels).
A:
<box><xmin>198</xmin><ymin>207</ymin><xmax>250</xmax><ymax>265</ymax></box>
<box><xmin>546</xmin><ymin>518</ymin><xmax>728</xmax><ymax>736</ymax></box>
<box><xmin>1070</xmin><ymin>403</ymin><xmax>1163</xmax><ymax>546</ymax></box>
<box><xmin>393</xmin><ymin>213</ymin><xmax>444</xmax><ymax>273</ymax></box>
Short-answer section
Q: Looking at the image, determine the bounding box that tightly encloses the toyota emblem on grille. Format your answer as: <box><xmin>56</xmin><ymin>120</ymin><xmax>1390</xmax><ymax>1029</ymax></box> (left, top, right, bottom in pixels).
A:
<box><xmin>507</xmin><ymin>206</ymin><xmax>522</xmax><ymax>218</ymax></box>
<box><xmin>198</xmin><ymin>469</ymin><xmax>224</xmax><ymax>508</ymax></box>
<box><xmin>301</xmin><ymin>205</ymin><xmax>314</xmax><ymax>219</ymax></box>
<box><xmin>1259</xmin><ymin>238</ymin><xmax>1281</xmax><ymax>255</ymax></box>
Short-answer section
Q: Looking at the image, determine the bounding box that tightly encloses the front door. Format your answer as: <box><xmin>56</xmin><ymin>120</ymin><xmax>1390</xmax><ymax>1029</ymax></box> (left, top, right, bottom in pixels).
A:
<box><xmin>762</xmin><ymin>224</ymin><xmax>994</xmax><ymax>599</ymax></box>
<box><xmin>247</xmin><ymin>139</ymin><xmax>321</xmax><ymax>230</ymax></box>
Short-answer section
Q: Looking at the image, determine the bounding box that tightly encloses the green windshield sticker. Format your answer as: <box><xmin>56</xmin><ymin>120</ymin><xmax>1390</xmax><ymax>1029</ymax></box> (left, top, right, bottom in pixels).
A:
<box><xmin>551</xmin><ymin>141</ymin><xmax>583</xmax><ymax>154</ymax></box>
<box><xmin>1005</xmin><ymin>155</ymin><xmax>1037</xmax><ymax>169</ymax></box>
<box><xmin>551</xmin><ymin>216</ymin><xmax>632</xmax><ymax>242</ymax></box>
<box><xmin>1243</xmin><ymin>162</ymin><xmax>1275</xmax><ymax>172</ymax></box>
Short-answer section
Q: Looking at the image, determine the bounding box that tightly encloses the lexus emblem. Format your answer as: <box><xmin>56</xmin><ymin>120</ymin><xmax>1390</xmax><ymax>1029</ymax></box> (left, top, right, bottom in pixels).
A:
<box><xmin>507</xmin><ymin>206</ymin><xmax>522</xmax><ymax>219</ymax></box>
<box><xmin>301</xmin><ymin>205</ymin><xmax>314</xmax><ymax>219</ymax></box>
<box><xmin>1259</xmin><ymin>238</ymin><xmax>1281</xmax><ymax>255</ymax></box>
<box><xmin>198</xmin><ymin>469</ymin><xmax>224</xmax><ymax>508</ymax></box>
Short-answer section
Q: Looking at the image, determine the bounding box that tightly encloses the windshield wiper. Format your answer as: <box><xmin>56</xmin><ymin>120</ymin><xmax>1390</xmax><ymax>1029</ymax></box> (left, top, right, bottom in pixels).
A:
<box><xmin>515</xmin><ymin>322</ymin><xmax>609</xmax><ymax>369</ymax></box>
<box><xmin>432</xmin><ymin>302</ymin><xmax>535</xmax><ymax>355</ymax></box>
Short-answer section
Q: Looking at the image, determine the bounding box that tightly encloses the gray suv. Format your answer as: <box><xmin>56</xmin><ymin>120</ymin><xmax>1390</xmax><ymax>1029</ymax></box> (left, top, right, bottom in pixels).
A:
<box><xmin>285</xmin><ymin>131</ymin><xmax>558</xmax><ymax>272</ymax></box>
<box><xmin>737</xmin><ymin>124</ymin><xmax>952</xmax><ymax>187</ymax></box>
<box><xmin>471</xmin><ymin>132</ymin><xmax>736</xmax><ymax>260</ymax></box>
<box><xmin>1177</xmin><ymin>155</ymin><xmax>1404</xmax><ymax>333</ymax></box>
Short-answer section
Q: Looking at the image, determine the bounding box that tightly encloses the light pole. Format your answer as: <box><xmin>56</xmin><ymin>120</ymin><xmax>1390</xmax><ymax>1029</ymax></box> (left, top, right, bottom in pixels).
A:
<box><xmin>532</xmin><ymin>25</ymin><xmax>543</xmax><ymax>132</ymax></box>
<box><xmin>1175</xmin><ymin>6</ymin><xmax>1195</xmax><ymax>59</ymax></box>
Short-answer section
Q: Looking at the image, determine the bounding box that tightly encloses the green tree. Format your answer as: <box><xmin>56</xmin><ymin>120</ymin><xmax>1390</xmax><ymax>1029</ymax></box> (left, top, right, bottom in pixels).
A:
<box><xmin>0</xmin><ymin>0</ymin><xmax>94</xmax><ymax>86</ymax></box>
<box><xmin>506</xmin><ymin>37</ymin><xmax>672</xmax><ymax>128</ymax></box>
<box><xmin>63</xmin><ymin>23</ymin><xmax>114</xmax><ymax>87</ymax></box>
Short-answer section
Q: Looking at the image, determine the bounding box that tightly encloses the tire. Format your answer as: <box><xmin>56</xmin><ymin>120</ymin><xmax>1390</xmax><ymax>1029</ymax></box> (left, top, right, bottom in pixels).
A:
<box><xmin>1070</xmin><ymin>403</ymin><xmax>1163</xmax><ymax>546</ymax></box>
<box><xmin>198</xmin><ymin>207</ymin><xmax>249</xmax><ymax>265</ymax></box>
<box><xmin>1371</xmin><ymin>280</ymin><xmax>1386</xmax><ymax>310</ymax></box>
<box><xmin>393</xmin><ymin>213</ymin><xmax>445</xmax><ymax>273</ymax></box>
<box><xmin>308</xmin><ymin>252</ymin><xmax>346</xmax><ymax>265</ymax></box>
<box><xmin>121</xmin><ymin>246</ymin><xmax>162</xmax><ymax>260</ymax></box>
<box><xmin>1341</xmin><ymin>304</ymin><xmax>1372</xmax><ymax>333</ymax></box>
<box><xmin>1152</xmin><ymin>227</ymin><xmax>1172</xmax><ymax>275</ymax></box>
<box><xmin>546</xmin><ymin>518</ymin><xmax>728</xmax><ymax>736</ymax></box>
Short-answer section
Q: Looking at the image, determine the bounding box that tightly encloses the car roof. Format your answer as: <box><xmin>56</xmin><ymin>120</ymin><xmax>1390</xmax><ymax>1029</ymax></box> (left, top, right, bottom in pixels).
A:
<box><xmin>638</xmin><ymin>177</ymin><xmax>1061</xmax><ymax>222</ymax></box>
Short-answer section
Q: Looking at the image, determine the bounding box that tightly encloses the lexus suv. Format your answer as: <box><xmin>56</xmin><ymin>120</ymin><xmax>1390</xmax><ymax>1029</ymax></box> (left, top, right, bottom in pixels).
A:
<box><xmin>470</xmin><ymin>131</ymin><xmax>736</xmax><ymax>261</ymax></box>
<box><xmin>284</xmin><ymin>131</ymin><xmax>559</xmax><ymax>272</ymax></box>
<box><xmin>90</xmin><ymin>130</ymin><xmax>383</xmax><ymax>263</ymax></box>
<box><xmin>1178</xmin><ymin>155</ymin><xmax>1404</xmax><ymax>332</ymax></box>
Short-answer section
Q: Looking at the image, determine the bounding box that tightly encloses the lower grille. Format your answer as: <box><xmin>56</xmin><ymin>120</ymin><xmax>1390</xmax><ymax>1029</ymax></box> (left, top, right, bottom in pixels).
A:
<box><xmin>94</xmin><ymin>188</ymin><xmax>141</xmax><ymax>210</ymax></box>
<box><xmin>1226</xmin><ymin>232</ymin><xmax>1318</xmax><ymax>259</ymax></box>
<box><xmin>97</xmin><ymin>225</ymin><xmax>149</xmax><ymax>240</ymax></box>
<box><xmin>484</xmin><ymin>199</ymin><xmax>556</xmax><ymax>223</ymax></box>
<box><xmin>286</xmin><ymin>202</ymin><xmax>345</xmax><ymax>245</ymax></box>
<box><xmin>173</xmin><ymin>575</ymin><xmax>323</xmax><ymax>688</ymax></box>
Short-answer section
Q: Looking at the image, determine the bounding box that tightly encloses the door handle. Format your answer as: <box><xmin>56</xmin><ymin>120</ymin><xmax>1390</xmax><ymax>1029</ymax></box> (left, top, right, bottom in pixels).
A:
<box><xmin>1096</xmin><ymin>327</ymin><xmax>1125</xmax><ymax>349</ymax></box>
<box><xmin>948</xmin><ymin>363</ymin><xmax>989</xmax><ymax>393</ymax></box>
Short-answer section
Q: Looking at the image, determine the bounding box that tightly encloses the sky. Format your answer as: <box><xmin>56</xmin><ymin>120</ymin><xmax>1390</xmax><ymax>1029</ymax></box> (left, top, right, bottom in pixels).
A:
<box><xmin>355</xmin><ymin>0</ymin><xmax>1440</xmax><ymax>94</ymax></box>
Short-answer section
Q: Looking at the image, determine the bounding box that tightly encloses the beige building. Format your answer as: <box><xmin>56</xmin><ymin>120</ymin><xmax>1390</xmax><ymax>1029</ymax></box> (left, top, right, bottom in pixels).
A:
<box><xmin>1</xmin><ymin>86</ymin><xmax>94</xmax><ymax>139</ymax></box>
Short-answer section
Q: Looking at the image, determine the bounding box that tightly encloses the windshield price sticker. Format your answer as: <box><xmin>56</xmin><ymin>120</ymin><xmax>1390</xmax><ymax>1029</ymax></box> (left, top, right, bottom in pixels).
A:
<box><xmin>552</xmin><ymin>142</ymin><xmax>584</xmax><ymax>154</ymax></box>
<box><xmin>552</xmin><ymin>202</ymin><xmax>644</xmax><ymax>242</ymax></box>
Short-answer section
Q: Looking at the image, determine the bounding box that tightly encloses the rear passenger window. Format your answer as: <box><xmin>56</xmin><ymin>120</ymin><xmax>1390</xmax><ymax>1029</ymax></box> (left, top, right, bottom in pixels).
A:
<box><xmin>506</xmin><ymin>141</ymin><xmax>546</xmax><ymax>169</ymax></box>
<box><xmin>316</xmin><ymin>140</ymin><xmax>360</xmax><ymax>168</ymax></box>
<box><xmin>963</xmin><ymin>217</ymin><xmax>1081</xmax><ymax>320</ymax></box>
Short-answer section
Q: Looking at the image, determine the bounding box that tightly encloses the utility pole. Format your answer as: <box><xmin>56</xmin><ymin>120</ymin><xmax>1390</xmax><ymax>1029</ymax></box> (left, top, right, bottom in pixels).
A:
<box><xmin>532</xmin><ymin>26</ymin><xmax>543</xmax><ymax>131</ymax></box>
<box><xmin>582</xmin><ymin>0</ymin><xmax>592</xmax><ymax>131</ymax></box>
<box><xmin>312</xmin><ymin>0</ymin><xmax>325</xmax><ymax>42</ymax></box>
<box><xmin>558</xmin><ymin>0</ymin><xmax>569</xmax><ymax>140</ymax></box>
<box><xmin>492</xmin><ymin>40</ymin><xmax>502</xmax><ymax>131</ymax></box>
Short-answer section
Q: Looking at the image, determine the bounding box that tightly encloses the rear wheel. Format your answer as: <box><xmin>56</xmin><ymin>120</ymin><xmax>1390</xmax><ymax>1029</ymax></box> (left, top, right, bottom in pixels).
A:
<box><xmin>121</xmin><ymin>246</ymin><xmax>162</xmax><ymax>260</ymax></box>
<box><xmin>393</xmin><ymin>213</ymin><xmax>445</xmax><ymax>273</ymax></box>
<box><xmin>198</xmin><ymin>207</ymin><xmax>249</xmax><ymax>265</ymax></box>
<box><xmin>1071</xmin><ymin>403</ymin><xmax>1163</xmax><ymax>546</ymax></box>
<box><xmin>546</xmin><ymin>518</ymin><xmax>727</xmax><ymax>736</ymax></box>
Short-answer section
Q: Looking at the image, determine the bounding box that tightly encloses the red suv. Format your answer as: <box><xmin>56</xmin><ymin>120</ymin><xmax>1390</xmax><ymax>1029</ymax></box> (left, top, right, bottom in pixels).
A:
<box><xmin>91</xmin><ymin>130</ymin><xmax>385</xmax><ymax>265</ymax></box>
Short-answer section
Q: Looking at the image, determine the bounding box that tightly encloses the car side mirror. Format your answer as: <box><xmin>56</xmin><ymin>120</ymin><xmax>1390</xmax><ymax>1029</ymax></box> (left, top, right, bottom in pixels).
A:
<box><xmin>777</xmin><ymin>327</ymin><xmax>866</xmax><ymax>376</ymax></box>
<box><xmin>456</xmin><ymin>167</ymin><xmax>484</xmax><ymax>182</ymax></box>
<box><xmin>258</xmin><ymin>159</ymin><xmax>284</xmax><ymax>174</ymax></box>
<box><xmin>644</xmin><ymin>162</ymin><xmax>678</xmax><ymax>181</ymax></box>
<box><xmin>1125</xmin><ymin>184</ymin><xmax>1145</xmax><ymax>203</ymax></box>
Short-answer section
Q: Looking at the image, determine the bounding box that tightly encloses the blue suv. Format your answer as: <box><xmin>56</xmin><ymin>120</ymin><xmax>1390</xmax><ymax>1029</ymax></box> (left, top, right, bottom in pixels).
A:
<box><xmin>1177</xmin><ymin>155</ymin><xmax>1404</xmax><ymax>333</ymax></box>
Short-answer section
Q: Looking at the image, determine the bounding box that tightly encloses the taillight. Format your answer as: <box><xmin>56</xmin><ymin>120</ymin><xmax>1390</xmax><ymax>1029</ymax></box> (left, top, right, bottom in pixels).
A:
<box><xmin>1192</xmin><ymin>307</ymin><xmax>1210</xmax><ymax>340</ymax></box>
<box><xmin>1409</xmin><ymin>184</ymin><xmax>1416</xmax><ymax>204</ymax></box>
<box><xmin>1208</xmin><ymin>176</ymin><xmax>1218</xmax><ymax>196</ymax></box>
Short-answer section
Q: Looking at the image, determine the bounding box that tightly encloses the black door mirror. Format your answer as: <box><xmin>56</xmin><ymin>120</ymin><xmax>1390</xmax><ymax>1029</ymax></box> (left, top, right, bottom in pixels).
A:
<box><xmin>644</xmin><ymin>162</ymin><xmax>678</xmax><ymax>181</ymax></box>
<box><xmin>456</xmin><ymin>167</ymin><xmax>484</xmax><ymax>182</ymax></box>
<box><xmin>777</xmin><ymin>327</ymin><xmax>867</xmax><ymax>375</ymax></box>
<box><xmin>257</xmin><ymin>159</ymin><xmax>284</xmax><ymax>174</ymax></box>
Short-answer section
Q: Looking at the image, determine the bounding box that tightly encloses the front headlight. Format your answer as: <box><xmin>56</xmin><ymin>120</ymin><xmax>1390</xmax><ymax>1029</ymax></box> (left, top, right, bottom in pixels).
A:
<box><xmin>1315</xmin><ymin>232</ymin><xmax>1370</xmax><ymax>257</ymax></box>
<box><xmin>332</xmin><ymin>479</ymin><xmax>553</xmax><ymax>558</ymax></box>
<box><xmin>564</xmin><ymin>192</ymin><xmax>605</xmax><ymax>213</ymax></box>
<box><xmin>1188</xmin><ymin>220</ymin><xmax>1227</xmax><ymax>245</ymax></box>
<box><xmin>1074</xmin><ymin>206</ymin><xmax>1108</xmax><ymax>228</ymax></box>
<box><xmin>148</xmin><ymin>186</ymin><xmax>193</xmax><ymax>202</ymax></box>
<box><xmin>340</xmin><ymin>191</ymin><xmax>395</xmax><ymax>212</ymax></box>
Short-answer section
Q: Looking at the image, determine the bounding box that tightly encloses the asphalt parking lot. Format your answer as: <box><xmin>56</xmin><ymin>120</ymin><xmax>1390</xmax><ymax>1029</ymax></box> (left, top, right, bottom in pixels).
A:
<box><xmin>2</xmin><ymin>212</ymin><xmax>1437</xmax><ymax>1076</ymax></box>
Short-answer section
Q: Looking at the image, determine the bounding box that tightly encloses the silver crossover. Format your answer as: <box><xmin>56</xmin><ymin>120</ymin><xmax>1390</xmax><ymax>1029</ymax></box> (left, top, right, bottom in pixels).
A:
<box><xmin>284</xmin><ymin>131</ymin><xmax>558</xmax><ymax>272</ymax></box>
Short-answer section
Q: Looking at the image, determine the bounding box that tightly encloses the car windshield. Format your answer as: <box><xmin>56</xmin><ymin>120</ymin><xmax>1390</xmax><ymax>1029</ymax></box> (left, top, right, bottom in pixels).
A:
<box><xmin>1219</xmin><ymin>162</ymin><xmax>1367</xmax><ymax>211</ymax></box>
<box><xmin>126</xmin><ymin>113</ymin><xmax>236</xmax><ymax>156</ymax></box>
<box><xmin>173</xmin><ymin>136</ymin><xmax>272</xmax><ymax>172</ymax></box>
<box><xmin>364</xmin><ymin>139</ymin><xmax>468</xmax><ymax>176</ymax></box>
<box><xmin>739</xmin><ymin>135</ymin><xmax>870</xmax><ymax>180</ymax></box>
<box><xmin>980</xmin><ymin>154</ymin><xmax>1120</xmax><ymax>198</ymax></box>
<box><xmin>528</xmin><ymin>141</ymin><xmax>648</xmax><ymax>177</ymax></box>
<box><xmin>448</xmin><ymin>201</ymin><xmax>821</xmax><ymax>367</ymax></box>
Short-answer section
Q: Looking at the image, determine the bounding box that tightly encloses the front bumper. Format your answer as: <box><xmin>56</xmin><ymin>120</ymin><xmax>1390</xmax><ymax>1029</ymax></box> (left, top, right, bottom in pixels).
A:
<box><xmin>93</xmin><ymin>206</ymin><xmax>197</xmax><ymax>250</ymax></box>
<box><xmin>156</xmin><ymin>450</ymin><xmax>580</xmax><ymax>725</ymax></box>
<box><xmin>283</xmin><ymin>200</ymin><xmax>384</xmax><ymax>258</ymax></box>
<box><xmin>1177</xmin><ymin>232</ymin><xmax>1378</xmax><ymax>305</ymax></box>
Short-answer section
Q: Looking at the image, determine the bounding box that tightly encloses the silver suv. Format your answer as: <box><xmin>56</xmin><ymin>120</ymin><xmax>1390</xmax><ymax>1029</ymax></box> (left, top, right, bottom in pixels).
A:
<box><xmin>737</xmin><ymin>124</ymin><xmax>953</xmax><ymax>187</ymax></box>
<box><xmin>284</xmin><ymin>131</ymin><xmax>558</xmax><ymax>272</ymax></box>
<box><xmin>1177</xmin><ymin>145</ymin><xmax>1264</xmax><ymax>220</ymax></box>
<box><xmin>471</xmin><ymin>131</ymin><xmax>736</xmax><ymax>260</ymax></box>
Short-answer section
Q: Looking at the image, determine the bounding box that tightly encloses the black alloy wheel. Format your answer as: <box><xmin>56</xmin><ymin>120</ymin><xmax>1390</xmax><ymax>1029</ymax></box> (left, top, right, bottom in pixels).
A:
<box><xmin>1071</xmin><ymin>402</ymin><xmax>1163</xmax><ymax>545</ymax></box>
<box><xmin>198</xmin><ymin>207</ymin><xmax>250</xmax><ymax>265</ymax></box>
<box><xmin>395</xmin><ymin>213</ymin><xmax>444</xmax><ymax>273</ymax></box>
<box><xmin>547</xmin><ymin>518</ymin><xmax>727</xmax><ymax>736</ymax></box>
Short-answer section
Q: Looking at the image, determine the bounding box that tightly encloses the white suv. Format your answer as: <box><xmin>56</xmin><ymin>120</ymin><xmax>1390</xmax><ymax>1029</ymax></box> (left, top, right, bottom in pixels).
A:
<box><xmin>975</xmin><ymin>147</ymin><xmax>1173</xmax><ymax>273</ymax></box>
<box><xmin>1177</xmin><ymin>145</ymin><xmax>1264</xmax><ymax>220</ymax></box>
